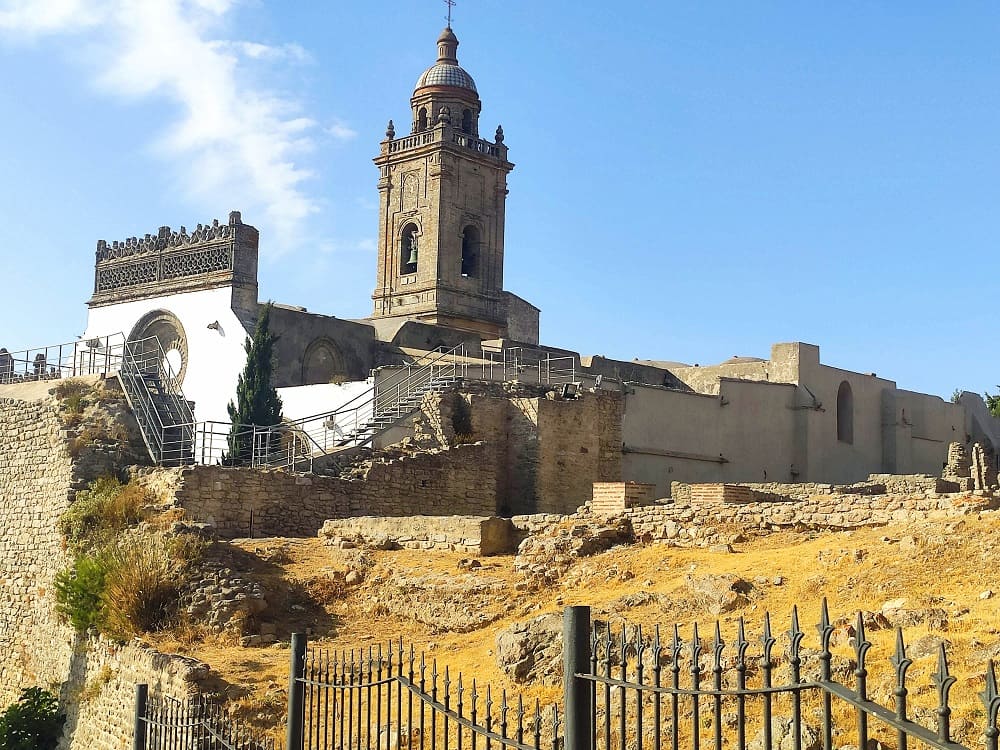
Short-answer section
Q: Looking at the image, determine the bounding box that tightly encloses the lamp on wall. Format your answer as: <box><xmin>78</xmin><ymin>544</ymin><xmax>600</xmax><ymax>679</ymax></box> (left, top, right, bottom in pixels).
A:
<box><xmin>207</xmin><ymin>321</ymin><xmax>220</xmax><ymax>331</ymax></box>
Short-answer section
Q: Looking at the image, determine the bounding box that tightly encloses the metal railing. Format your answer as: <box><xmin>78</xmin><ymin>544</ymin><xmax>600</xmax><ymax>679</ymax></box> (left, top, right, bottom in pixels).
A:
<box><xmin>479</xmin><ymin>347</ymin><xmax>576</xmax><ymax>386</ymax></box>
<box><xmin>573</xmin><ymin>601</ymin><xmax>998</xmax><ymax>750</ymax></box>
<box><xmin>132</xmin><ymin>684</ymin><xmax>278</xmax><ymax>750</ymax></box>
<box><xmin>285</xmin><ymin>633</ymin><xmax>559</xmax><ymax>750</ymax></box>
<box><xmin>118</xmin><ymin>336</ymin><xmax>195</xmax><ymax>466</ymax></box>
<box><xmin>149</xmin><ymin>343</ymin><xmax>468</xmax><ymax>470</ymax></box>
<box><xmin>0</xmin><ymin>333</ymin><xmax>125</xmax><ymax>383</ymax></box>
<box><xmin>273</xmin><ymin>603</ymin><xmax>1000</xmax><ymax>750</ymax></box>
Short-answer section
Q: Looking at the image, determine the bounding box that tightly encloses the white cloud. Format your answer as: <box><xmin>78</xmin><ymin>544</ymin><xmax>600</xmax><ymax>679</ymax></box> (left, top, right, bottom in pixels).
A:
<box><xmin>326</xmin><ymin>118</ymin><xmax>358</xmax><ymax>142</ymax></box>
<box><xmin>0</xmin><ymin>0</ymin><xmax>326</xmax><ymax>253</ymax></box>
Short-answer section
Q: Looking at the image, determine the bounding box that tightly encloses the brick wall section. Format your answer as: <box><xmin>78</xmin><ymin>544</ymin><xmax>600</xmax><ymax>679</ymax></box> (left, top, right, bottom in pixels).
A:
<box><xmin>627</xmin><ymin>493</ymin><xmax>996</xmax><ymax>547</ymax></box>
<box><xmin>156</xmin><ymin>442</ymin><xmax>499</xmax><ymax>538</ymax></box>
<box><xmin>684</xmin><ymin>484</ymin><xmax>755</xmax><ymax>504</ymax></box>
<box><xmin>0</xmin><ymin>387</ymin><xmax>208</xmax><ymax>749</ymax></box>
<box><xmin>592</xmin><ymin>482</ymin><xmax>656</xmax><ymax>513</ymax></box>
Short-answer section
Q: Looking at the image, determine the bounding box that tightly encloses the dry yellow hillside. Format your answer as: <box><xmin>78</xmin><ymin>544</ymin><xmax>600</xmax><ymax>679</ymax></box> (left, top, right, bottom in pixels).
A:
<box><xmin>151</xmin><ymin>506</ymin><xmax>1000</xmax><ymax>744</ymax></box>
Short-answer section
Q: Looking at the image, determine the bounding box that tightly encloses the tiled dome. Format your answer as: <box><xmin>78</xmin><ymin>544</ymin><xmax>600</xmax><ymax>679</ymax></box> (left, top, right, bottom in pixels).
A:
<box><xmin>415</xmin><ymin>63</ymin><xmax>477</xmax><ymax>92</ymax></box>
<box><xmin>414</xmin><ymin>27</ymin><xmax>478</xmax><ymax>94</ymax></box>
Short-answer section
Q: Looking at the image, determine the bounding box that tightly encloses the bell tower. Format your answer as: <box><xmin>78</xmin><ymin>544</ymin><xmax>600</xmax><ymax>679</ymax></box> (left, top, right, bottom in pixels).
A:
<box><xmin>372</xmin><ymin>26</ymin><xmax>515</xmax><ymax>339</ymax></box>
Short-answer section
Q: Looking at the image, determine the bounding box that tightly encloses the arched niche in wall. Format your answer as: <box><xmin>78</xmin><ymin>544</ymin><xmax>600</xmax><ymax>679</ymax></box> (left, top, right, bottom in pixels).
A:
<box><xmin>400</xmin><ymin>222</ymin><xmax>420</xmax><ymax>275</ymax></box>
<box><xmin>128</xmin><ymin>309</ymin><xmax>189</xmax><ymax>384</ymax></box>
<box><xmin>837</xmin><ymin>381</ymin><xmax>854</xmax><ymax>444</ymax></box>
<box><xmin>460</xmin><ymin>224</ymin><xmax>481</xmax><ymax>278</ymax></box>
<box><xmin>302</xmin><ymin>338</ymin><xmax>345</xmax><ymax>385</ymax></box>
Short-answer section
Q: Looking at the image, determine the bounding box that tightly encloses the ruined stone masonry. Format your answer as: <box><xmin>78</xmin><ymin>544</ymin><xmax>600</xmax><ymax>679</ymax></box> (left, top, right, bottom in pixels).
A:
<box><xmin>0</xmin><ymin>385</ymin><xmax>210</xmax><ymax>750</ymax></box>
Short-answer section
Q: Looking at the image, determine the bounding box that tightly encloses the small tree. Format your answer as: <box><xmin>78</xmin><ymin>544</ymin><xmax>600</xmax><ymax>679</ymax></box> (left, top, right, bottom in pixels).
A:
<box><xmin>986</xmin><ymin>388</ymin><xmax>1000</xmax><ymax>419</ymax></box>
<box><xmin>225</xmin><ymin>303</ymin><xmax>283</xmax><ymax>464</ymax></box>
<box><xmin>0</xmin><ymin>688</ymin><xmax>65</xmax><ymax>750</ymax></box>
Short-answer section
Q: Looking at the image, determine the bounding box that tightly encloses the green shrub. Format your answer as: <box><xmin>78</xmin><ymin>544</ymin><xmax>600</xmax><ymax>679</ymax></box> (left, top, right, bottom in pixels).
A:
<box><xmin>0</xmin><ymin>687</ymin><xmax>65</xmax><ymax>750</ymax></box>
<box><xmin>53</xmin><ymin>379</ymin><xmax>92</xmax><ymax>423</ymax></box>
<box><xmin>54</xmin><ymin>554</ymin><xmax>111</xmax><ymax>632</ymax></box>
<box><xmin>59</xmin><ymin>476</ymin><xmax>145</xmax><ymax>552</ymax></box>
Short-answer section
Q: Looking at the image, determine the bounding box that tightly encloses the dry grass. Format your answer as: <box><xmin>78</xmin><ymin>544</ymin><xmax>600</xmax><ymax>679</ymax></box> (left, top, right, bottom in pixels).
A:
<box><xmin>146</xmin><ymin>510</ymin><xmax>1000</xmax><ymax>744</ymax></box>
<box><xmin>101</xmin><ymin>535</ymin><xmax>180</xmax><ymax>640</ymax></box>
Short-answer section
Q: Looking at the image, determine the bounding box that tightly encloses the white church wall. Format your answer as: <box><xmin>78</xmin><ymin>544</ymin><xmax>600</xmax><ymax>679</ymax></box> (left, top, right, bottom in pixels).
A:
<box><xmin>277</xmin><ymin>380</ymin><xmax>373</xmax><ymax>422</ymax></box>
<box><xmin>83</xmin><ymin>287</ymin><xmax>250</xmax><ymax>424</ymax></box>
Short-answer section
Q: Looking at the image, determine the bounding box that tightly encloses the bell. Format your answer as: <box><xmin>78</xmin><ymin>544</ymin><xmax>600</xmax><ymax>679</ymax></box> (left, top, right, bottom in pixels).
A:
<box><xmin>405</xmin><ymin>245</ymin><xmax>418</xmax><ymax>266</ymax></box>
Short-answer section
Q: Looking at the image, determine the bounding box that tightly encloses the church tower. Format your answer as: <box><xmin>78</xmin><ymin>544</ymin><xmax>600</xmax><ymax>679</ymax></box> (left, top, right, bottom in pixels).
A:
<box><xmin>372</xmin><ymin>26</ymin><xmax>515</xmax><ymax>339</ymax></box>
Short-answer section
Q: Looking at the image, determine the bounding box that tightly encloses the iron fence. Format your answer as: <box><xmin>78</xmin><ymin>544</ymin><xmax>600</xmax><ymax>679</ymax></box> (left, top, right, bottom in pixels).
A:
<box><xmin>285</xmin><ymin>634</ymin><xmax>560</xmax><ymax>750</ymax></box>
<box><xmin>132</xmin><ymin>684</ymin><xmax>278</xmax><ymax>750</ymax></box>
<box><xmin>276</xmin><ymin>603</ymin><xmax>1000</xmax><ymax>750</ymax></box>
<box><xmin>573</xmin><ymin>601</ymin><xmax>1000</xmax><ymax>750</ymax></box>
<box><xmin>126</xmin><ymin>604</ymin><xmax>1000</xmax><ymax>749</ymax></box>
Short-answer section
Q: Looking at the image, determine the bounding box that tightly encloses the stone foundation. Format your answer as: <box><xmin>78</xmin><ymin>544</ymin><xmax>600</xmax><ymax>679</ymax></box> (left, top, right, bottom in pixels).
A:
<box><xmin>628</xmin><ymin>492</ymin><xmax>995</xmax><ymax>547</ymax></box>
<box><xmin>318</xmin><ymin>515</ymin><xmax>519</xmax><ymax>555</ymax></box>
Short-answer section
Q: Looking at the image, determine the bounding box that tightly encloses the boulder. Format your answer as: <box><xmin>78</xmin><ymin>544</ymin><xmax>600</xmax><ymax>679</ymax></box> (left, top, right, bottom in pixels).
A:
<box><xmin>684</xmin><ymin>573</ymin><xmax>752</xmax><ymax>615</ymax></box>
<box><xmin>749</xmin><ymin>717</ymin><xmax>821</xmax><ymax>750</ymax></box>
<box><xmin>495</xmin><ymin>613</ymin><xmax>563</xmax><ymax>684</ymax></box>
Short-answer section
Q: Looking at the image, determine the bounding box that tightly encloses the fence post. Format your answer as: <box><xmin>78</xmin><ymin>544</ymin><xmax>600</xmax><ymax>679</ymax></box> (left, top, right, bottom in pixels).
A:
<box><xmin>132</xmin><ymin>683</ymin><xmax>148</xmax><ymax>750</ymax></box>
<box><xmin>563</xmin><ymin>606</ymin><xmax>592</xmax><ymax>750</ymax></box>
<box><xmin>287</xmin><ymin>632</ymin><xmax>307</xmax><ymax>750</ymax></box>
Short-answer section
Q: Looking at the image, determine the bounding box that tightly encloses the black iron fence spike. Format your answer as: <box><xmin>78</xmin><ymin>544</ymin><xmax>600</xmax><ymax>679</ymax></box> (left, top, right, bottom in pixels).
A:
<box><xmin>762</xmin><ymin>611</ymin><xmax>776</xmax><ymax>663</ymax></box>
<box><xmin>736</xmin><ymin>617</ymin><xmax>749</xmax><ymax>663</ymax></box>
<box><xmin>890</xmin><ymin>628</ymin><xmax>912</xmax><ymax>682</ymax></box>
<box><xmin>713</xmin><ymin>621</ymin><xmax>725</xmax><ymax>670</ymax></box>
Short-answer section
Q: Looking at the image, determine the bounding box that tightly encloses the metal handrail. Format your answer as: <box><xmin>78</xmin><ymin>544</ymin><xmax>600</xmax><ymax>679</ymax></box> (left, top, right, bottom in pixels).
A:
<box><xmin>0</xmin><ymin>333</ymin><xmax>125</xmax><ymax>384</ymax></box>
<box><xmin>118</xmin><ymin>336</ymin><xmax>195</xmax><ymax>465</ymax></box>
<box><xmin>175</xmin><ymin>343</ymin><xmax>468</xmax><ymax>469</ymax></box>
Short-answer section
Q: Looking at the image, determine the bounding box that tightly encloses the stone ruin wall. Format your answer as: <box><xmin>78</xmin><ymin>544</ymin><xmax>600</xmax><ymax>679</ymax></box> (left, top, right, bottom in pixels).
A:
<box><xmin>625</xmin><ymin>491</ymin><xmax>996</xmax><ymax>547</ymax></box>
<box><xmin>383</xmin><ymin>384</ymin><xmax>624</xmax><ymax>517</ymax></box>
<box><xmin>141</xmin><ymin>442</ymin><xmax>500</xmax><ymax>538</ymax></box>
<box><xmin>669</xmin><ymin>474</ymin><xmax>961</xmax><ymax>503</ymax></box>
<box><xmin>0</xmin><ymin>387</ymin><xmax>210</xmax><ymax>749</ymax></box>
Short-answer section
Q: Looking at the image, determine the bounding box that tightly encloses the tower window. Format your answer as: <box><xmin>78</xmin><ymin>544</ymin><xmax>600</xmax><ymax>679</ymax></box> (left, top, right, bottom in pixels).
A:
<box><xmin>461</xmin><ymin>108</ymin><xmax>472</xmax><ymax>134</ymax></box>
<box><xmin>837</xmin><ymin>381</ymin><xmax>854</xmax><ymax>444</ymax></box>
<box><xmin>417</xmin><ymin>107</ymin><xmax>428</xmax><ymax>132</ymax></box>
<box><xmin>401</xmin><ymin>224</ymin><xmax>419</xmax><ymax>275</ymax></box>
<box><xmin>461</xmin><ymin>225</ymin><xmax>479</xmax><ymax>277</ymax></box>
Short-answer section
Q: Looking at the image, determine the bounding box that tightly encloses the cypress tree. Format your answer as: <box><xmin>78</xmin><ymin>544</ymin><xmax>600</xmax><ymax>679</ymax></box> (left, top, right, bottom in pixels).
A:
<box><xmin>225</xmin><ymin>302</ymin><xmax>283</xmax><ymax>464</ymax></box>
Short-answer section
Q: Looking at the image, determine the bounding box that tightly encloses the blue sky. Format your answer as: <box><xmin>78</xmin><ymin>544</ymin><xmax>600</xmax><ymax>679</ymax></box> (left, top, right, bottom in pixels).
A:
<box><xmin>1</xmin><ymin>1</ymin><xmax>998</xmax><ymax>399</ymax></box>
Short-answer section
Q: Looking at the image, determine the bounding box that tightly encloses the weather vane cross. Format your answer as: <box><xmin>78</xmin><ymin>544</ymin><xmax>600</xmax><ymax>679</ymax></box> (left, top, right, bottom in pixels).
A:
<box><xmin>444</xmin><ymin>0</ymin><xmax>456</xmax><ymax>27</ymax></box>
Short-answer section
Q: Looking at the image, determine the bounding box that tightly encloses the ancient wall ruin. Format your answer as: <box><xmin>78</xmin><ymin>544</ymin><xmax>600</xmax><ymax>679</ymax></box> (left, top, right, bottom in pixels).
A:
<box><xmin>626</xmin><ymin>492</ymin><xmax>995</xmax><ymax>547</ymax></box>
<box><xmin>382</xmin><ymin>384</ymin><xmax>623</xmax><ymax>516</ymax></box>
<box><xmin>142</xmin><ymin>442</ymin><xmax>500</xmax><ymax>538</ymax></box>
<box><xmin>0</xmin><ymin>382</ymin><xmax>209</xmax><ymax>749</ymax></box>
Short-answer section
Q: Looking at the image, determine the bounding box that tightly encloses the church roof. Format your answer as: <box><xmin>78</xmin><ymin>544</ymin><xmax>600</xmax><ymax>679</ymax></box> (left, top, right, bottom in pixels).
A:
<box><xmin>414</xmin><ymin>26</ymin><xmax>477</xmax><ymax>94</ymax></box>
<box><xmin>415</xmin><ymin>63</ymin><xmax>477</xmax><ymax>92</ymax></box>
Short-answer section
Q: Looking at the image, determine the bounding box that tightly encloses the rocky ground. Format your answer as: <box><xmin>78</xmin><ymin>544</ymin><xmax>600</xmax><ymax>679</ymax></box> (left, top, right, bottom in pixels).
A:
<box><xmin>149</xmin><ymin>503</ymin><xmax>1000</xmax><ymax>744</ymax></box>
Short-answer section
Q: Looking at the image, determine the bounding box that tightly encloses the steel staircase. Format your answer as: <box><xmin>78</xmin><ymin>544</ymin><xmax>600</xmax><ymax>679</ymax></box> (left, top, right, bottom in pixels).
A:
<box><xmin>250</xmin><ymin>344</ymin><xmax>467</xmax><ymax>470</ymax></box>
<box><xmin>118</xmin><ymin>336</ymin><xmax>195</xmax><ymax>466</ymax></box>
